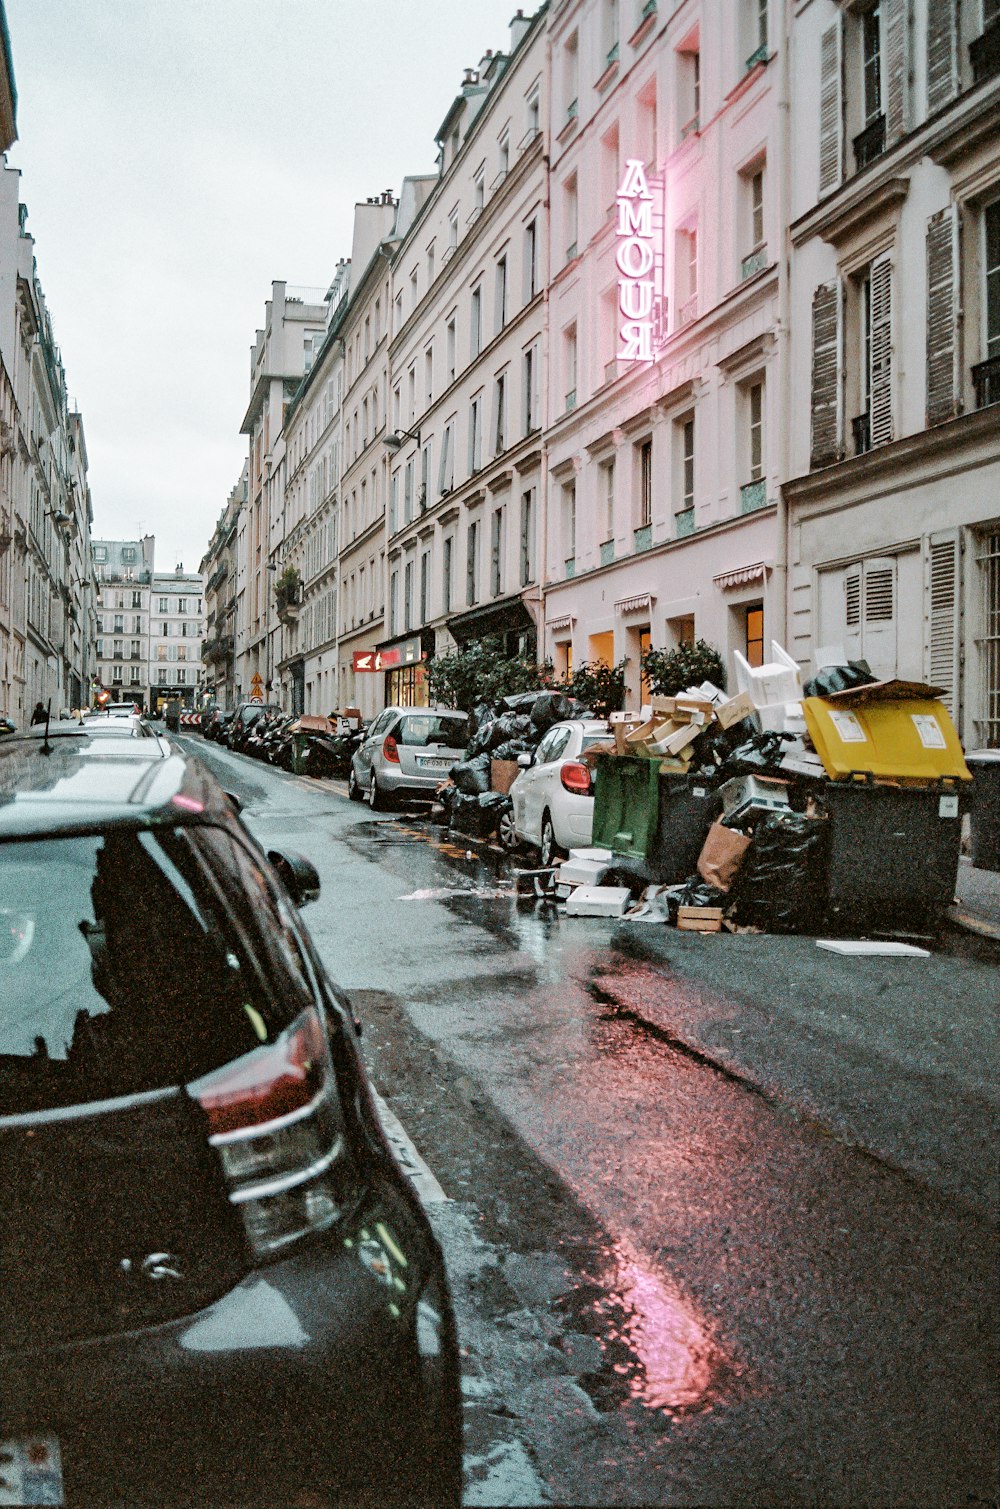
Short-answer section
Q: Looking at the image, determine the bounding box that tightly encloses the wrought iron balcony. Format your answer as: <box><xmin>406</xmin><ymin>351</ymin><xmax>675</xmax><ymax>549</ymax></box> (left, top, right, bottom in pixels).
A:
<box><xmin>971</xmin><ymin>19</ymin><xmax>1000</xmax><ymax>83</ymax></box>
<box><xmin>972</xmin><ymin>354</ymin><xmax>1000</xmax><ymax>409</ymax></box>
<box><xmin>852</xmin><ymin>412</ymin><xmax>872</xmax><ymax>455</ymax></box>
<box><xmin>740</xmin><ymin>479</ymin><xmax>768</xmax><ymax>513</ymax></box>
<box><xmin>741</xmin><ymin>246</ymin><xmax>767</xmax><ymax>281</ymax></box>
<box><xmin>853</xmin><ymin>114</ymin><xmax>886</xmax><ymax>171</ymax></box>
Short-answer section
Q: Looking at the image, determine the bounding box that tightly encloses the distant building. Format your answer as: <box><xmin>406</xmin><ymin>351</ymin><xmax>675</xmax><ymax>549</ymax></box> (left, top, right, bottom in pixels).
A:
<box><xmin>200</xmin><ymin>468</ymin><xmax>244</xmax><ymax>709</ymax></box>
<box><xmin>0</xmin><ymin>0</ymin><xmax>16</xmax><ymax>155</ymax></box>
<box><xmin>92</xmin><ymin>536</ymin><xmax>154</xmax><ymax>707</ymax></box>
<box><xmin>148</xmin><ymin>565</ymin><xmax>204</xmax><ymax>711</ymax></box>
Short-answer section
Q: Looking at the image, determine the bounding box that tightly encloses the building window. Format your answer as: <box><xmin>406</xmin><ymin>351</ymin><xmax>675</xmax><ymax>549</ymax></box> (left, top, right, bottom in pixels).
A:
<box><xmin>157</xmin><ymin>669</ymin><xmax>167</xmax><ymax>685</ymax></box>
<box><xmin>420</xmin><ymin>551</ymin><xmax>430</xmax><ymax>623</ymax></box>
<box><xmin>490</xmin><ymin>506</ymin><xmax>505</xmax><ymax>597</ymax></box>
<box><xmin>862</xmin><ymin>4</ymin><xmax>881</xmax><ymax>125</ymax></box>
<box><xmin>404</xmin><ymin>459</ymin><xmax>414</xmax><ymax>523</ymax></box>
<box><xmin>602</xmin><ymin>457</ymin><xmax>616</xmax><ymax>543</ymax></box>
<box><xmin>439</xmin><ymin>421</ymin><xmax>455</xmax><ymax>494</ymax></box>
<box><xmin>523</xmin><ymin>344</ymin><xmax>538</xmax><ymax>432</ymax></box>
<box><xmin>563</xmin><ymin>481</ymin><xmax>576</xmax><ymax>575</ymax></box>
<box><xmin>978</xmin><ymin>199</ymin><xmax>1000</xmax><ymax>408</ymax></box>
<box><xmin>132</xmin><ymin>591</ymin><xmax>142</xmax><ymax>608</ymax></box>
<box><xmin>158</xmin><ymin>597</ymin><xmax>168</xmax><ymax>613</ymax></box>
<box><xmin>564</xmin><ymin>324</ymin><xmax>578</xmax><ymax>410</ymax></box>
<box><xmin>493</xmin><ymin>372</ymin><xmax>507</xmax><ymax>455</ymax></box>
<box><xmin>389</xmin><ymin>568</ymin><xmax>399</xmax><ymax>634</ymax></box>
<box><xmin>977</xmin><ymin>529</ymin><xmax>1000</xmax><ymax>746</ymax></box>
<box><xmin>676</xmin><ymin>227</ymin><xmax>698</xmax><ymax>325</ymax></box>
<box><xmin>524</xmin><ymin>220</ymin><xmax>538</xmax><ymax>300</ymax></box>
<box><xmin>564</xmin><ymin>175</ymin><xmax>578</xmax><ymax>261</ymax></box>
<box><xmin>390</xmin><ymin>471</ymin><xmax>399</xmax><ymax>533</ymax></box>
<box><xmin>495</xmin><ymin>256</ymin><xmax>508</xmax><ymax>333</ymax></box>
<box><xmin>471</xmin><ymin>286</ymin><xmax>482</xmax><ymax>359</ymax></box>
<box><xmin>121</xmin><ymin>546</ymin><xmax>136</xmax><ymax>564</ymax></box>
<box><xmin>446</xmin><ymin>317</ymin><xmax>456</xmax><ymax>384</ymax></box>
<box><xmin>467</xmin><ymin>520</ymin><xmax>480</xmax><ymax>605</ymax></box>
<box><xmin>520</xmin><ymin>490</ymin><xmax>534</xmax><ymax>586</ymax></box>
<box><xmin>498</xmin><ymin>129</ymin><xmax>510</xmax><ymax>179</ymax></box>
<box><xmin>638</xmin><ymin>439</ymin><xmax>653</xmax><ymax>528</ymax></box>
<box><xmin>474</xmin><ymin>166</ymin><xmax>485</xmax><ymax>212</ymax></box>
<box><xmin>448</xmin><ymin>208</ymin><xmax>459</xmax><ymax>249</ymax></box>
<box><xmin>403</xmin><ymin>560</ymin><xmax>413</xmax><ymax>631</ymax></box>
<box><xmin>443</xmin><ymin>536</ymin><xmax>453</xmax><ymax>614</ymax></box>
<box><xmin>469</xmin><ymin>395</ymin><xmax>482</xmax><ymax>472</ymax></box>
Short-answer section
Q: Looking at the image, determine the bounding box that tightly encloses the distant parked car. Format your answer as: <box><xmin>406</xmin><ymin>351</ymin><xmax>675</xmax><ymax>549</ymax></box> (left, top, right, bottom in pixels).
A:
<box><xmin>509</xmin><ymin>718</ymin><xmax>612</xmax><ymax>864</ymax></box>
<box><xmin>349</xmin><ymin>707</ymin><xmax>469</xmax><ymax>809</ymax></box>
<box><xmin>225</xmin><ymin>702</ymin><xmax>281</xmax><ymax>752</ymax></box>
<box><xmin>202</xmin><ymin>707</ymin><xmax>235</xmax><ymax>742</ymax></box>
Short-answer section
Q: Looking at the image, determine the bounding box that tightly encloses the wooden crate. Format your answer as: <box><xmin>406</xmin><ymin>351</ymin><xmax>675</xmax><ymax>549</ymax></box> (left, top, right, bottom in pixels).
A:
<box><xmin>677</xmin><ymin>906</ymin><xmax>724</xmax><ymax>933</ymax></box>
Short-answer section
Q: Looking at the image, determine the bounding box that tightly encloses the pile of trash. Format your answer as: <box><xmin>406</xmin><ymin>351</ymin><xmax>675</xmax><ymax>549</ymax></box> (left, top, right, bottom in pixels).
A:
<box><xmin>437</xmin><ymin>688</ymin><xmax>590</xmax><ymax>839</ymax></box>
<box><xmin>522</xmin><ymin>643</ymin><xmax>973</xmax><ymax>939</ymax></box>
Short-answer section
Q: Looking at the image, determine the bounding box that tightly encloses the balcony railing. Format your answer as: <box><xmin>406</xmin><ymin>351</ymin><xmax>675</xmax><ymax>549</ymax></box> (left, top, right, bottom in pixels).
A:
<box><xmin>740</xmin><ymin>479</ymin><xmax>768</xmax><ymax>513</ymax></box>
<box><xmin>633</xmin><ymin>524</ymin><xmax>652</xmax><ymax>553</ymax></box>
<box><xmin>972</xmin><ymin>354</ymin><xmax>1000</xmax><ymax>409</ymax></box>
<box><xmin>971</xmin><ymin>19</ymin><xmax>1000</xmax><ymax>83</ymax></box>
<box><xmin>517</xmin><ymin>125</ymin><xmax>540</xmax><ymax>153</ymax></box>
<box><xmin>746</xmin><ymin>42</ymin><xmax>768</xmax><ymax>70</ymax></box>
<box><xmin>564</xmin><ymin>557</ymin><xmax>576</xmax><ymax>579</ymax></box>
<box><xmin>852</xmin><ymin>412</ymin><xmax>872</xmax><ymax>455</ymax></box>
<box><xmin>674</xmin><ymin>508</ymin><xmax>695</xmax><ymax>538</ymax></box>
<box><xmin>680</xmin><ymin>114</ymin><xmax>699</xmax><ymax>140</ymax></box>
<box><xmin>600</xmin><ymin>539</ymin><xmax>616</xmax><ymax>567</ymax></box>
<box><xmin>565</xmin><ymin>388</ymin><xmax>577</xmax><ymax>411</ymax></box>
<box><xmin>740</xmin><ymin>246</ymin><xmax>767</xmax><ymax>280</ymax></box>
<box><xmin>567</xmin><ymin>97</ymin><xmax>579</xmax><ymax>120</ymax></box>
<box><xmin>641</xmin><ymin>0</ymin><xmax>657</xmax><ymax>18</ymax></box>
<box><xmin>853</xmin><ymin>114</ymin><xmax>886</xmax><ymax>171</ymax></box>
<box><xmin>605</xmin><ymin>42</ymin><xmax>619</xmax><ymax>68</ymax></box>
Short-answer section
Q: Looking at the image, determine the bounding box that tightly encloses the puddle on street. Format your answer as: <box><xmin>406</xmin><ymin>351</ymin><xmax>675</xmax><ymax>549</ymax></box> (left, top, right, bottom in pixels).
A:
<box><xmin>556</xmin><ymin>1237</ymin><xmax>742</xmax><ymax>1419</ymax></box>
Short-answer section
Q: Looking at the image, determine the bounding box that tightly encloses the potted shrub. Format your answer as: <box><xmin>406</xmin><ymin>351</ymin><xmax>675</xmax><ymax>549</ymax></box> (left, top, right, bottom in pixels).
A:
<box><xmin>641</xmin><ymin>639</ymin><xmax>726</xmax><ymax>697</ymax></box>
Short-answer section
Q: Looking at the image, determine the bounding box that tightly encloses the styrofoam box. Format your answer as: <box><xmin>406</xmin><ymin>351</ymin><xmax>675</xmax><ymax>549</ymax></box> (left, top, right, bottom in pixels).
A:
<box><xmin>560</xmin><ymin>857</ymin><xmax>611</xmax><ymax>886</ymax></box>
<box><xmin>564</xmin><ymin>885</ymin><xmax>632</xmax><ymax>917</ymax></box>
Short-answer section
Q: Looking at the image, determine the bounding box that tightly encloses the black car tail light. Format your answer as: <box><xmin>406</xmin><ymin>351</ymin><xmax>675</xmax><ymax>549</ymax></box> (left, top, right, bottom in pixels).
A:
<box><xmin>189</xmin><ymin>1007</ymin><xmax>353</xmax><ymax>1259</ymax></box>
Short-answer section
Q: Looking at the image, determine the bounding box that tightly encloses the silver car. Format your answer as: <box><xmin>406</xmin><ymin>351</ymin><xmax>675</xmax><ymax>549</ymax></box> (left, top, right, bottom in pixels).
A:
<box><xmin>349</xmin><ymin>706</ymin><xmax>469</xmax><ymax>809</ymax></box>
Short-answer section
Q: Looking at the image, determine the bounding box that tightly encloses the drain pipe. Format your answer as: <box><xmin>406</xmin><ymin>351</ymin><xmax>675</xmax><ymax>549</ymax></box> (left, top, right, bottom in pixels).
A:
<box><xmin>772</xmin><ymin>0</ymin><xmax>793</xmax><ymax>651</ymax></box>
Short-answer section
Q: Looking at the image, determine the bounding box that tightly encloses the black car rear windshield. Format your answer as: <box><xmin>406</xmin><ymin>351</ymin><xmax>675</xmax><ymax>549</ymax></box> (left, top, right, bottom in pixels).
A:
<box><xmin>395</xmin><ymin>714</ymin><xmax>468</xmax><ymax>748</ymax></box>
<box><xmin>0</xmin><ymin>826</ymin><xmax>315</xmax><ymax>1115</ymax></box>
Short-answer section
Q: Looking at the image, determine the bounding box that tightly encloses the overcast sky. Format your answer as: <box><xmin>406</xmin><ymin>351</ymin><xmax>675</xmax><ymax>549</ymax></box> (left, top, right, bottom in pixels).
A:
<box><xmin>5</xmin><ymin>0</ymin><xmax>521</xmax><ymax>573</ymax></box>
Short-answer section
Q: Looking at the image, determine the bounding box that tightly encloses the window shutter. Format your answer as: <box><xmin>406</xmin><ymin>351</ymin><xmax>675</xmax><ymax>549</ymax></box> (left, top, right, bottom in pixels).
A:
<box><xmin>843</xmin><ymin>565</ymin><xmax>863</xmax><ymax>662</ymax></box>
<box><xmin>884</xmin><ymin>0</ymin><xmax>910</xmax><ymax>144</ymax></box>
<box><xmin>869</xmin><ymin>254</ymin><xmax>894</xmax><ymax>448</ymax></box>
<box><xmin>926</xmin><ymin>0</ymin><xmax>958</xmax><ymax>114</ymax></box>
<box><xmin>861</xmin><ymin>558</ymin><xmax>897</xmax><ymax>679</ymax></box>
<box><xmin>926</xmin><ymin>206</ymin><xmax>960</xmax><ymax>427</ymax></box>
<box><xmin>818</xmin><ymin>20</ymin><xmax>843</xmax><ymax>197</ymax></box>
<box><xmin>810</xmin><ymin>281</ymin><xmax>844</xmax><ymax>468</ymax></box>
<box><xmin>924</xmin><ymin>530</ymin><xmax>961</xmax><ymax>718</ymax></box>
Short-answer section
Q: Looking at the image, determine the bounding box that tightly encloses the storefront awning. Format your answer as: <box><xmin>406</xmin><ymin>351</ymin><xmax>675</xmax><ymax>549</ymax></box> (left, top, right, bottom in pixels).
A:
<box><xmin>447</xmin><ymin>593</ymin><xmax>536</xmax><ymax>644</ymax></box>
<box><xmin>713</xmin><ymin>562</ymin><xmax>771</xmax><ymax>590</ymax></box>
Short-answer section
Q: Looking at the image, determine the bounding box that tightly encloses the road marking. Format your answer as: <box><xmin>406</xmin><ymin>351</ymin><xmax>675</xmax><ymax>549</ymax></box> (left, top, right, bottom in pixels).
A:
<box><xmin>372</xmin><ymin>1090</ymin><xmax>450</xmax><ymax>1204</ymax></box>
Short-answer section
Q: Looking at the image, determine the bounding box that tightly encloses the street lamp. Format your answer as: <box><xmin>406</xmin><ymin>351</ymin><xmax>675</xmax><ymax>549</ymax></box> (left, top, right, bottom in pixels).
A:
<box><xmin>382</xmin><ymin>425</ymin><xmax>421</xmax><ymax>454</ymax></box>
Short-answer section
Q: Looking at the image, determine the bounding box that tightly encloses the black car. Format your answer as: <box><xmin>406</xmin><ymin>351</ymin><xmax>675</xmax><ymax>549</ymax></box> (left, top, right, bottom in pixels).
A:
<box><xmin>225</xmin><ymin>701</ymin><xmax>282</xmax><ymax>752</ymax></box>
<box><xmin>0</xmin><ymin>724</ymin><xmax>461</xmax><ymax>1507</ymax></box>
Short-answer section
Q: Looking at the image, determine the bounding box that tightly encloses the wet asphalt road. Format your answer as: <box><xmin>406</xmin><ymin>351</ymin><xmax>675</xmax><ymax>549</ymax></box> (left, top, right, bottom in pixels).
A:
<box><xmin>179</xmin><ymin>734</ymin><xmax>998</xmax><ymax>1507</ymax></box>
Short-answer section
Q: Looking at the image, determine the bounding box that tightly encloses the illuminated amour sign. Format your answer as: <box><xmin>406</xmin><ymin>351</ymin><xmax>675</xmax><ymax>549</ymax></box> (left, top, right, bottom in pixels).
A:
<box><xmin>616</xmin><ymin>158</ymin><xmax>658</xmax><ymax>363</ymax></box>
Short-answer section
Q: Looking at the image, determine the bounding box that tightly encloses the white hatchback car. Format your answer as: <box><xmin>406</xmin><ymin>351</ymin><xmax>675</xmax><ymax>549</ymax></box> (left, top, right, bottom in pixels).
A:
<box><xmin>508</xmin><ymin>719</ymin><xmax>611</xmax><ymax>864</ymax></box>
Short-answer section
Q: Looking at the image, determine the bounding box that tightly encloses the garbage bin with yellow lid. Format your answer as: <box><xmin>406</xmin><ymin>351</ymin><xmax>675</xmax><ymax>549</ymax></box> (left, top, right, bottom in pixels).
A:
<box><xmin>802</xmin><ymin>683</ymin><xmax>971</xmax><ymax>783</ymax></box>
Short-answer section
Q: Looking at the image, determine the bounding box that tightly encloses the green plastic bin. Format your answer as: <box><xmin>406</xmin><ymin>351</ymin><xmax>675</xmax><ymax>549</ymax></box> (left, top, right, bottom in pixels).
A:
<box><xmin>591</xmin><ymin>754</ymin><xmax>663</xmax><ymax>859</ymax></box>
<box><xmin>292</xmin><ymin>732</ymin><xmax>309</xmax><ymax>775</ymax></box>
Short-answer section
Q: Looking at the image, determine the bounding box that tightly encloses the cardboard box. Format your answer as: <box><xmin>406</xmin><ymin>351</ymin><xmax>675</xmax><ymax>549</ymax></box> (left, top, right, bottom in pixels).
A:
<box><xmin>650</xmin><ymin>695</ymin><xmax>715</xmax><ymax>725</ymax></box>
<box><xmin>610</xmin><ymin>711</ymin><xmax>644</xmax><ymax>755</ymax></box>
<box><xmin>490</xmin><ymin>758</ymin><xmax>520</xmax><ymax>794</ymax></box>
<box><xmin>580</xmin><ymin>740</ymin><xmax>616</xmax><ymax>767</ymax></box>
<box><xmin>716</xmin><ymin>690</ymin><xmax>756</xmax><ymax>729</ymax></box>
<box><xmin>560</xmin><ymin>856</ymin><xmax>612</xmax><ymax>886</ymax></box>
<box><xmin>677</xmin><ymin>906</ymin><xmax>724</xmax><ymax>932</ymax></box>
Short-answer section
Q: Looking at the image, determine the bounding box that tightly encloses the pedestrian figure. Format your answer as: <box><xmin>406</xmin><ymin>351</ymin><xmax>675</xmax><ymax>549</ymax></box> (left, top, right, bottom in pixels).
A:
<box><xmin>30</xmin><ymin>701</ymin><xmax>47</xmax><ymax>725</ymax></box>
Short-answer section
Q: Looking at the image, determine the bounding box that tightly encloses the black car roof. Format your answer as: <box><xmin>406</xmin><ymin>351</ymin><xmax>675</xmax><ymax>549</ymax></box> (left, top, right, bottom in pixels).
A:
<box><xmin>0</xmin><ymin>727</ymin><xmax>233</xmax><ymax>839</ymax></box>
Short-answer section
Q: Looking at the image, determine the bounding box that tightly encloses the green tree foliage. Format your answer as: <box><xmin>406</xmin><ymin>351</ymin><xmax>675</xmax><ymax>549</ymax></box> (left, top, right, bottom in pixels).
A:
<box><xmin>273</xmin><ymin>565</ymin><xmax>301</xmax><ymax>612</ymax></box>
<box><xmin>428</xmin><ymin>636</ymin><xmax>552</xmax><ymax>713</ymax></box>
<box><xmin>641</xmin><ymin>639</ymin><xmax>726</xmax><ymax>697</ymax></box>
<box><xmin>565</xmin><ymin>658</ymin><xmax>629</xmax><ymax>718</ymax></box>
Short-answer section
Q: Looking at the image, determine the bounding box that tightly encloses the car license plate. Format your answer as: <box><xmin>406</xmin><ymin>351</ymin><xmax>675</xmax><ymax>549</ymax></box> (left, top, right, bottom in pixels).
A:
<box><xmin>0</xmin><ymin>1436</ymin><xmax>63</xmax><ymax>1506</ymax></box>
<box><xmin>419</xmin><ymin>757</ymin><xmax>452</xmax><ymax>770</ymax></box>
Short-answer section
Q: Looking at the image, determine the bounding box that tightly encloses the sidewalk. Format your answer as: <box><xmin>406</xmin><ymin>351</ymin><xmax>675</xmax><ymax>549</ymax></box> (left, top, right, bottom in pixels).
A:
<box><xmin>950</xmin><ymin>855</ymin><xmax>1000</xmax><ymax>939</ymax></box>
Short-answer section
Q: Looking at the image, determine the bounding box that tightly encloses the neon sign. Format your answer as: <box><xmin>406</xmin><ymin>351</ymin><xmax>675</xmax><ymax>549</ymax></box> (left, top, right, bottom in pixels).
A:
<box><xmin>616</xmin><ymin>158</ymin><xmax>657</xmax><ymax>362</ymax></box>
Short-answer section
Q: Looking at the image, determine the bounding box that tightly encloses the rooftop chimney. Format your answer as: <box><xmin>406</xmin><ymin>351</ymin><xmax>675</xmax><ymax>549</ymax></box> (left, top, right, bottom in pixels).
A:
<box><xmin>510</xmin><ymin>8</ymin><xmax>530</xmax><ymax>50</ymax></box>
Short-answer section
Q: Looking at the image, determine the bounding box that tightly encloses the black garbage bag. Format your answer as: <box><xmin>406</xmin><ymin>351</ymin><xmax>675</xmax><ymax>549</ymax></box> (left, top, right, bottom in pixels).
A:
<box><xmin>436</xmin><ymin>783</ymin><xmax>458</xmax><ymax>813</ymax></box>
<box><xmin>801</xmin><ymin>661</ymin><xmax>875</xmax><ymax>699</ymax></box>
<box><xmin>493</xmin><ymin>711</ymin><xmax>532</xmax><ymax>742</ymax></box>
<box><xmin>529</xmin><ymin>690</ymin><xmax>586</xmax><ymax>733</ymax></box>
<box><xmin>449</xmin><ymin>791</ymin><xmax>491</xmax><ymax>838</ymax></box>
<box><xmin>674</xmin><ymin>876</ymin><xmax>726</xmax><ymax>909</ymax></box>
<box><xmin>731</xmin><ymin>810</ymin><xmax>830</xmax><ymax>934</ymax></box>
<box><xmin>722</xmin><ymin>730</ymin><xmax>794</xmax><ymax>778</ymax></box>
<box><xmin>466</xmin><ymin>719</ymin><xmax>497</xmax><ymax>757</ymax></box>
<box><xmin>450</xmin><ymin>752</ymin><xmax>491</xmax><ymax>795</ymax></box>
<box><xmin>476</xmin><ymin>790</ymin><xmax>512</xmax><ymax>837</ymax></box>
<box><xmin>602</xmin><ymin>855</ymin><xmax>658</xmax><ymax>896</ymax></box>
<box><xmin>503</xmin><ymin>691</ymin><xmax>540</xmax><ymax>713</ymax></box>
<box><xmin>492</xmin><ymin>738</ymin><xmax>534</xmax><ymax>761</ymax></box>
